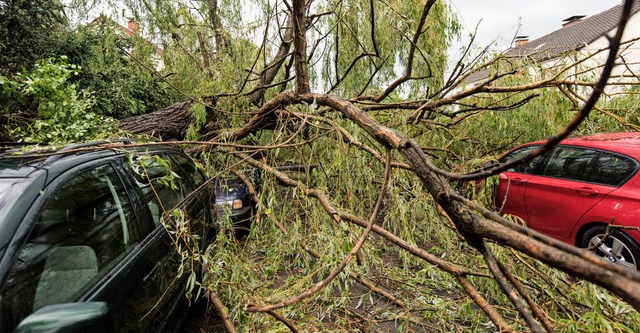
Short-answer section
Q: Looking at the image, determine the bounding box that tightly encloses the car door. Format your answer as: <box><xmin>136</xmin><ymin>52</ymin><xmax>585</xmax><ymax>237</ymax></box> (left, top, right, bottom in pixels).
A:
<box><xmin>523</xmin><ymin>146</ymin><xmax>617</xmax><ymax>241</ymax></box>
<box><xmin>165</xmin><ymin>151</ymin><xmax>214</xmax><ymax>243</ymax></box>
<box><xmin>0</xmin><ymin>161</ymin><xmax>145</xmax><ymax>331</ymax></box>
<box><xmin>495</xmin><ymin>145</ymin><xmax>547</xmax><ymax>222</ymax></box>
<box><xmin>118</xmin><ymin>151</ymin><xmax>212</xmax><ymax>332</ymax></box>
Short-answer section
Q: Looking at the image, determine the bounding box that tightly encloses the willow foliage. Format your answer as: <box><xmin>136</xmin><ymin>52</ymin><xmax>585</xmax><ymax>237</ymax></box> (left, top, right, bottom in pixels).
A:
<box><xmin>318</xmin><ymin>0</ymin><xmax>458</xmax><ymax>98</ymax></box>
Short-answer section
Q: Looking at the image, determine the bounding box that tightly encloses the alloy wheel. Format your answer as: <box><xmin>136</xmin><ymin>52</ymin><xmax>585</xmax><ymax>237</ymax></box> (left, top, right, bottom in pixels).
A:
<box><xmin>588</xmin><ymin>234</ymin><xmax>637</xmax><ymax>269</ymax></box>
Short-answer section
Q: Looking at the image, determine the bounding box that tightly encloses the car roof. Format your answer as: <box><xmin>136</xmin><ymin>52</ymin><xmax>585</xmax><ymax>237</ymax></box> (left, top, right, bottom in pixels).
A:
<box><xmin>528</xmin><ymin>132</ymin><xmax>640</xmax><ymax>160</ymax></box>
<box><xmin>0</xmin><ymin>140</ymin><xmax>183</xmax><ymax>180</ymax></box>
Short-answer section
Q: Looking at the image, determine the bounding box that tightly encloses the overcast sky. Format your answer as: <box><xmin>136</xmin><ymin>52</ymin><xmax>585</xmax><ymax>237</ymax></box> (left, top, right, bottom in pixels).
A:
<box><xmin>448</xmin><ymin>0</ymin><xmax>621</xmax><ymax>55</ymax></box>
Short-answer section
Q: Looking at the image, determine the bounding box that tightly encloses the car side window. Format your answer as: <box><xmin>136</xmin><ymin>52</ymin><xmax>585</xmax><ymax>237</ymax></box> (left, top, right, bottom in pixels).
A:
<box><xmin>168</xmin><ymin>153</ymin><xmax>206</xmax><ymax>188</ymax></box>
<box><xmin>589</xmin><ymin>152</ymin><xmax>636</xmax><ymax>186</ymax></box>
<box><xmin>1</xmin><ymin>164</ymin><xmax>139</xmax><ymax>328</ymax></box>
<box><xmin>128</xmin><ymin>154</ymin><xmax>190</xmax><ymax>226</ymax></box>
<box><xmin>542</xmin><ymin>146</ymin><xmax>598</xmax><ymax>181</ymax></box>
<box><xmin>500</xmin><ymin>145</ymin><xmax>546</xmax><ymax>174</ymax></box>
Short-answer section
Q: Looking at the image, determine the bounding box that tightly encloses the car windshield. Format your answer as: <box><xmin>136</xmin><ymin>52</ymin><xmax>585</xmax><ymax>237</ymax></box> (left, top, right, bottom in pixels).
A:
<box><xmin>0</xmin><ymin>179</ymin><xmax>29</xmax><ymax>257</ymax></box>
<box><xmin>0</xmin><ymin>179</ymin><xmax>26</xmax><ymax>209</ymax></box>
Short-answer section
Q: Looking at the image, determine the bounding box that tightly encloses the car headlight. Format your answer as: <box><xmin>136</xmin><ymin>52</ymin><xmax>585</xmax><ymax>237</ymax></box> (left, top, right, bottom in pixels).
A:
<box><xmin>215</xmin><ymin>199</ymin><xmax>243</xmax><ymax>210</ymax></box>
<box><xmin>231</xmin><ymin>199</ymin><xmax>243</xmax><ymax>209</ymax></box>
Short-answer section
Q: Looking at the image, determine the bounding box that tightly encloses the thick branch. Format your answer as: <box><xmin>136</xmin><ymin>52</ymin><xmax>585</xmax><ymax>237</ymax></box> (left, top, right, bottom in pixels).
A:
<box><xmin>204</xmin><ymin>0</ymin><xmax>226</xmax><ymax>62</ymax></box>
<box><xmin>245</xmin><ymin>8</ymin><xmax>295</xmax><ymax>105</ymax></box>
<box><xmin>478</xmin><ymin>241</ymin><xmax>543</xmax><ymax>332</ymax></box>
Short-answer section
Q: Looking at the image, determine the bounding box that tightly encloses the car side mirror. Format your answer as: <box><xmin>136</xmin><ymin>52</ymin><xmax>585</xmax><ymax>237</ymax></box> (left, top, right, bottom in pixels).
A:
<box><xmin>15</xmin><ymin>302</ymin><xmax>110</xmax><ymax>333</ymax></box>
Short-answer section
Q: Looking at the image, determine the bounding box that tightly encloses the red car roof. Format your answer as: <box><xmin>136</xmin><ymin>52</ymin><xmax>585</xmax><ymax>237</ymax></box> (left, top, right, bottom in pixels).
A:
<box><xmin>530</xmin><ymin>132</ymin><xmax>640</xmax><ymax>160</ymax></box>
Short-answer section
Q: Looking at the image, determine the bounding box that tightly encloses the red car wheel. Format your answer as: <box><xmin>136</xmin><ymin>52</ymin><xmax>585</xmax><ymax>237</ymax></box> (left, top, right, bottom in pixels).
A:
<box><xmin>581</xmin><ymin>225</ymin><xmax>640</xmax><ymax>270</ymax></box>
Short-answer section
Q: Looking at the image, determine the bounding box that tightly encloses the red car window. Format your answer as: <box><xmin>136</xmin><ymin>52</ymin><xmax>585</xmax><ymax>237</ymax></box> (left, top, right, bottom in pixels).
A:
<box><xmin>590</xmin><ymin>152</ymin><xmax>636</xmax><ymax>186</ymax></box>
<box><xmin>542</xmin><ymin>146</ymin><xmax>598</xmax><ymax>181</ymax></box>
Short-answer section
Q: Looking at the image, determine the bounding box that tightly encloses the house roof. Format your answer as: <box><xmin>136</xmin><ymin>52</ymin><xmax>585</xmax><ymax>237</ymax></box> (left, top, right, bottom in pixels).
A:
<box><xmin>508</xmin><ymin>0</ymin><xmax>640</xmax><ymax>58</ymax></box>
<box><xmin>464</xmin><ymin>0</ymin><xmax>640</xmax><ymax>84</ymax></box>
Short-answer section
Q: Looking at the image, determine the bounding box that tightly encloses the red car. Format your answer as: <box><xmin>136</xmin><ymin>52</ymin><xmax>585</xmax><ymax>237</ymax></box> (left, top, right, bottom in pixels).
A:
<box><xmin>494</xmin><ymin>132</ymin><xmax>640</xmax><ymax>270</ymax></box>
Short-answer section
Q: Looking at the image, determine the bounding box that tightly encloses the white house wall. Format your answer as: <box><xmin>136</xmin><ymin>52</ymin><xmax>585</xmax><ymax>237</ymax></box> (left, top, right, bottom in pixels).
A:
<box><xmin>574</xmin><ymin>12</ymin><xmax>640</xmax><ymax>93</ymax></box>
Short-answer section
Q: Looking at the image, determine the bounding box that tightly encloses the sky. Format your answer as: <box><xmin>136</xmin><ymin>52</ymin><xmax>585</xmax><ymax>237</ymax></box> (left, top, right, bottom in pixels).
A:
<box><xmin>448</xmin><ymin>0</ymin><xmax>622</xmax><ymax>56</ymax></box>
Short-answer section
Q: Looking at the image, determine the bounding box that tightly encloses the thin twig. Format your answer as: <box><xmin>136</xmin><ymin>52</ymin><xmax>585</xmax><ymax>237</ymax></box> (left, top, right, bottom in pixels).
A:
<box><xmin>245</xmin><ymin>147</ymin><xmax>393</xmax><ymax>312</ymax></box>
<box><xmin>208</xmin><ymin>291</ymin><xmax>239</xmax><ymax>333</ymax></box>
<box><xmin>478</xmin><ymin>241</ymin><xmax>543</xmax><ymax>332</ymax></box>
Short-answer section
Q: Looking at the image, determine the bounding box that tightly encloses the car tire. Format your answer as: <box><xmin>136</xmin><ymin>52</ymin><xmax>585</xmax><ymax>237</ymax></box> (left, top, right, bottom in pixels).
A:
<box><xmin>580</xmin><ymin>225</ymin><xmax>640</xmax><ymax>270</ymax></box>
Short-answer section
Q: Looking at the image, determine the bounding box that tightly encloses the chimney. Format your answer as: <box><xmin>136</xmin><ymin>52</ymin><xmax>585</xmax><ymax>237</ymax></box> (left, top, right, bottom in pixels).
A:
<box><xmin>562</xmin><ymin>15</ymin><xmax>586</xmax><ymax>27</ymax></box>
<box><xmin>127</xmin><ymin>19</ymin><xmax>139</xmax><ymax>34</ymax></box>
<box><xmin>515</xmin><ymin>36</ymin><xmax>529</xmax><ymax>48</ymax></box>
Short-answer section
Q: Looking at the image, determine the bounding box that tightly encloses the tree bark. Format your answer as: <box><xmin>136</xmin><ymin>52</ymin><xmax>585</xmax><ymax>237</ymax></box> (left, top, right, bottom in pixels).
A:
<box><xmin>118</xmin><ymin>100</ymin><xmax>194</xmax><ymax>140</ymax></box>
<box><xmin>292</xmin><ymin>0</ymin><xmax>310</xmax><ymax>93</ymax></box>
<box><xmin>204</xmin><ymin>0</ymin><xmax>226</xmax><ymax>62</ymax></box>
<box><xmin>197</xmin><ymin>31</ymin><xmax>211</xmax><ymax>73</ymax></box>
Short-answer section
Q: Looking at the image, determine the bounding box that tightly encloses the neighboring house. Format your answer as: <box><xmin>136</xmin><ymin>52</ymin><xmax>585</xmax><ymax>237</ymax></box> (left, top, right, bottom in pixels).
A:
<box><xmin>116</xmin><ymin>19</ymin><xmax>141</xmax><ymax>37</ymax></box>
<box><xmin>465</xmin><ymin>1</ymin><xmax>640</xmax><ymax>91</ymax></box>
<box><xmin>91</xmin><ymin>15</ymin><xmax>164</xmax><ymax>71</ymax></box>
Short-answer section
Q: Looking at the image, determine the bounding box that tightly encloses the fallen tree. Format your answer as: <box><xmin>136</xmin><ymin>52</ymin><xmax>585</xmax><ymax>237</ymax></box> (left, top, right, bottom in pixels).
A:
<box><xmin>113</xmin><ymin>0</ymin><xmax>640</xmax><ymax>331</ymax></box>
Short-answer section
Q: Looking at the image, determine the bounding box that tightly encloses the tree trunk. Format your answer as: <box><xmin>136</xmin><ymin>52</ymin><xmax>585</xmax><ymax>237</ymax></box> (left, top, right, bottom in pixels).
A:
<box><xmin>204</xmin><ymin>0</ymin><xmax>226</xmax><ymax>62</ymax></box>
<box><xmin>118</xmin><ymin>100</ymin><xmax>194</xmax><ymax>140</ymax></box>
<box><xmin>292</xmin><ymin>0</ymin><xmax>310</xmax><ymax>93</ymax></box>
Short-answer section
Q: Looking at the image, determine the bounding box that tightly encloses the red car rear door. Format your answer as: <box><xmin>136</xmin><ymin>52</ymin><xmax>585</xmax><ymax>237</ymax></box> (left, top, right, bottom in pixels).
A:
<box><xmin>523</xmin><ymin>176</ymin><xmax>615</xmax><ymax>242</ymax></box>
<box><xmin>522</xmin><ymin>146</ymin><xmax>615</xmax><ymax>242</ymax></box>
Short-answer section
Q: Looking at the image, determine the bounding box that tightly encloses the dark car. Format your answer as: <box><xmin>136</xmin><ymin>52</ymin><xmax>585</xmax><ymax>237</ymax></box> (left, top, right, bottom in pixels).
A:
<box><xmin>214</xmin><ymin>175</ymin><xmax>256</xmax><ymax>230</ymax></box>
<box><xmin>212</xmin><ymin>164</ymin><xmax>315</xmax><ymax>231</ymax></box>
<box><xmin>0</xmin><ymin>141</ymin><xmax>214</xmax><ymax>332</ymax></box>
<box><xmin>493</xmin><ymin>132</ymin><xmax>640</xmax><ymax>270</ymax></box>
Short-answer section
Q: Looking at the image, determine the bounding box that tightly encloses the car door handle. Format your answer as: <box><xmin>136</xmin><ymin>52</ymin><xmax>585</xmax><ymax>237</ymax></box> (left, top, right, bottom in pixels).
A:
<box><xmin>511</xmin><ymin>177</ymin><xmax>526</xmax><ymax>185</ymax></box>
<box><xmin>575</xmin><ymin>187</ymin><xmax>599</xmax><ymax>196</ymax></box>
